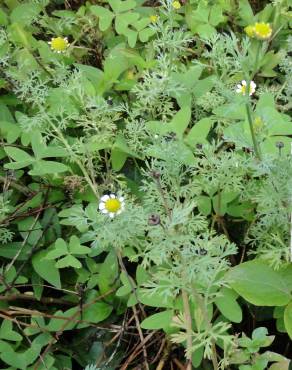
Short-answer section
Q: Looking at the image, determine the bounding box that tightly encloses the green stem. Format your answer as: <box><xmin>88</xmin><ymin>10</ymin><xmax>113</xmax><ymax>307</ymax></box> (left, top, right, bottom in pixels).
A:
<box><xmin>252</xmin><ymin>41</ymin><xmax>262</xmax><ymax>79</ymax></box>
<box><xmin>245</xmin><ymin>102</ymin><xmax>262</xmax><ymax>160</ymax></box>
<box><xmin>182</xmin><ymin>289</ymin><xmax>193</xmax><ymax>370</ymax></box>
<box><xmin>191</xmin><ymin>287</ymin><xmax>219</xmax><ymax>370</ymax></box>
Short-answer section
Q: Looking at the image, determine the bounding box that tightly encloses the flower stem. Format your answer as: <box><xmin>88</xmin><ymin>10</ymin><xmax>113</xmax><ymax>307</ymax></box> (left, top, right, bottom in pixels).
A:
<box><xmin>245</xmin><ymin>102</ymin><xmax>262</xmax><ymax>160</ymax></box>
<box><xmin>252</xmin><ymin>41</ymin><xmax>262</xmax><ymax>79</ymax></box>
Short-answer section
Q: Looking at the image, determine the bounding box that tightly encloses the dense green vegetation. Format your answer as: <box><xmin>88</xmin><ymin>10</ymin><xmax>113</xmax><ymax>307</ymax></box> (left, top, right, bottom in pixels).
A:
<box><xmin>0</xmin><ymin>0</ymin><xmax>291</xmax><ymax>369</ymax></box>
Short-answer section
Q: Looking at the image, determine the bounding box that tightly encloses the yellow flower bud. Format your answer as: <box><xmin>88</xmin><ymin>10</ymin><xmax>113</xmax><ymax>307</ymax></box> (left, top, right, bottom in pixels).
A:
<box><xmin>172</xmin><ymin>1</ymin><xmax>181</xmax><ymax>9</ymax></box>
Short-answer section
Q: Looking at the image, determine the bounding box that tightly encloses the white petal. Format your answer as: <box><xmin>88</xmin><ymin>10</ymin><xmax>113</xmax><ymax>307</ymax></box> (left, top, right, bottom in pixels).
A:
<box><xmin>236</xmin><ymin>88</ymin><xmax>241</xmax><ymax>93</ymax></box>
<box><xmin>101</xmin><ymin>209</ymin><xmax>108</xmax><ymax>214</ymax></box>
<box><xmin>100</xmin><ymin>195</ymin><xmax>109</xmax><ymax>201</ymax></box>
<box><xmin>99</xmin><ymin>203</ymin><xmax>105</xmax><ymax>210</ymax></box>
<box><xmin>109</xmin><ymin>213</ymin><xmax>115</xmax><ymax>218</ymax></box>
<box><xmin>241</xmin><ymin>80</ymin><xmax>247</xmax><ymax>85</ymax></box>
<box><xmin>110</xmin><ymin>194</ymin><xmax>116</xmax><ymax>199</ymax></box>
<box><xmin>118</xmin><ymin>196</ymin><xmax>124</xmax><ymax>202</ymax></box>
<box><xmin>116</xmin><ymin>210</ymin><xmax>122</xmax><ymax>215</ymax></box>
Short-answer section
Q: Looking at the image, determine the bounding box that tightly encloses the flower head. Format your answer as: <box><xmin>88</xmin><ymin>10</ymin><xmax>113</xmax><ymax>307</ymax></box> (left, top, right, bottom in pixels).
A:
<box><xmin>254</xmin><ymin>22</ymin><xmax>272</xmax><ymax>40</ymax></box>
<box><xmin>149</xmin><ymin>15</ymin><xmax>159</xmax><ymax>23</ymax></box>
<box><xmin>99</xmin><ymin>194</ymin><xmax>125</xmax><ymax>218</ymax></box>
<box><xmin>48</xmin><ymin>37</ymin><xmax>69</xmax><ymax>53</ymax></box>
<box><xmin>236</xmin><ymin>80</ymin><xmax>256</xmax><ymax>96</ymax></box>
<box><xmin>172</xmin><ymin>1</ymin><xmax>181</xmax><ymax>9</ymax></box>
<box><xmin>244</xmin><ymin>25</ymin><xmax>255</xmax><ymax>38</ymax></box>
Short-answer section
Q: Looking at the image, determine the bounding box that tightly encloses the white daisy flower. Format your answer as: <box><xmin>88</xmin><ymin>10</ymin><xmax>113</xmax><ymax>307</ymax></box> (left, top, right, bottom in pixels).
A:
<box><xmin>236</xmin><ymin>80</ymin><xmax>256</xmax><ymax>96</ymax></box>
<box><xmin>99</xmin><ymin>194</ymin><xmax>125</xmax><ymax>218</ymax></box>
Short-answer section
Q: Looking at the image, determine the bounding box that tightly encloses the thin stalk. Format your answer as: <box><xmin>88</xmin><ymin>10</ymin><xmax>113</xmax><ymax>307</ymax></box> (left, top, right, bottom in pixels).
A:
<box><xmin>252</xmin><ymin>41</ymin><xmax>262</xmax><ymax>79</ymax></box>
<box><xmin>245</xmin><ymin>102</ymin><xmax>262</xmax><ymax>160</ymax></box>
<box><xmin>182</xmin><ymin>290</ymin><xmax>193</xmax><ymax>370</ymax></box>
<box><xmin>192</xmin><ymin>287</ymin><xmax>219</xmax><ymax>370</ymax></box>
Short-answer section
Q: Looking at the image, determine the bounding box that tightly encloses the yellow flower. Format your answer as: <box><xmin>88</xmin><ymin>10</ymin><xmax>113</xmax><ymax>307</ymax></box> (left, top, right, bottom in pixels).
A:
<box><xmin>244</xmin><ymin>25</ymin><xmax>255</xmax><ymax>38</ymax></box>
<box><xmin>150</xmin><ymin>15</ymin><xmax>158</xmax><ymax>23</ymax></box>
<box><xmin>254</xmin><ymin>22</ymin><xmax>272</xmax><ymax>40</ymax></box>
<box><xmin>172</xmin><ymin>1</ymin><xmax>181</xmax><ymax>9</ymax></box>
<box><xmin>48</xmin><ymin>37</ymin><xmax>69</xmax><ymax>53</ymax></box>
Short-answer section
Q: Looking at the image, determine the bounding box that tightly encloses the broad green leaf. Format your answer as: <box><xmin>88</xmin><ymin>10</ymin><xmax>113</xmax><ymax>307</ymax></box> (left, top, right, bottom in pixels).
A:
<box><xmin>215</xmin><ymin>288</ymin><xmax>242</xmax><ymax>323</ymax></box>
<box><xmin>136</xmin><ymin>265</ymin><xmax>150</xmax><ymax>285</ymax></box>
<box><xmin>0</xmin><ymin>103</ymin><xmax>15</xmax><ymax>122</ymax></box>
<box><xmin>137</xmin><ymin>289</ymin><xmax>174</xmax><ymax>308</ymax></box>
<box><xmin>32</xmin><ymin>250</ymin><xmax>61</xmax><ymax>288</ymax></box>
<box><xmin>29</xmin><ymin>160</ymin><xmax>69</xmax><ymax>175</ymax></box>
<box><xmin>108</xmin><ymin>0</ymin><xmax>136</xmax><ymax>13</ymax></box>
<box><xmin>140</xmin><ymin>310</ymin><xmax>174</xmax><ymax>330</ymax></box>
<box><xmin>90</xmin><ymin>5</ymin><xmax>114</xmax><ymax>31</ymax></box>
<box><xmin>0</xmin><ymin>320</ymin><xmax>22</xmax><ymax>342</ymax></box>
<box><xmin>46</xmin><ymin>307</ymin><xmax>78</xmax><ymax>332</ymax></box>
<box><xmin>4</xmin><ymin>160</ymin><xmax>34</xmax><ymax>170</ymax></box>
<box><xmin>284</xmin><ymin>302</ymin><xmax>292</xmax><ymax>340</ymax></box>
<box><xmin>77</xmin><ymin>302</ymin><xmax>113</xmax><ymax>328</ymax></box>
<box><xmin>8</xmin><ymin>23</ymin><xmax>32</xmax><ymax>48</ymax></box>
<box><xmin>214</xmin><ymin>101</ymin><xmax>246</xmax><ymax>120</ymax></box>
<box><xmin>139</xmin><ymin>27</ymin><xmax>155</xmax><ymax>42</ymax></box>
<box><xmin>209</xmin><ymin>5</ymin><xmax>225</xmax><ymax>26</ymax></box>
<box><xmin>226</xmin><ymin>260</ymin><xmax>291</xmax><ymax>306</ymax></box>
<box><xmin>193</xmin><ymin>75</ymin><xmax>216</xmax><ymax>99</ymax></box>
<box><xmin>115</xmin><ymin>12</ymin><xmax>139</xmax><ymax>35</ymax></box>
<box><xmin>238</xmin><ymin>0</ymin><xmax>254</xmax><ymax>25</ymax></box>
<box><xmin>46</xmin><ymin>238</ymin><xmax>68</xmax><ymax>260</ymax></box>
<box><xmin>55</xmin><ymin>255</ymin><xmax>82</xmax><ymax>269</ymax></box>
<box><xmin>69</xmin><ymin>235</ymin><xmax>91</xmax><ymax>255</ymax></box>
<box><xmin>18</xmin><ymin>217</ymin><xmax>43</xmax><ymax>246</ymax></box>
<box><xmin>0</xmin><ymin>8</ymin><xmax>8</xmax><ymax>25</ymax></box>
<box><xmin>97</xmin><ymin>251</ymin><xmax>119</xmax><ymax>294</ymax></box>
<box><xmin>111</xmin><ymin>149</ymin><xmax>128</xmax><ymax>171</ymax></box>
<box><xmin>4</xmin><ymin>146</ymin><xmax>33</xmax><ymax>162</ymax></box>
<box><xmin>185</xmin><ymin>117</ymin><xmax>213</xmax><ymax>146</ymax></box>
<box><xmin>10</xmin><ymin>3</ymin><xmax>42</xmax><ymax>26</ymax></box>
<box><xmin>197</xmin><ymin>196</ymin><xmax>212</xmax><ymax>215</ymax></box>
<box><xmin>0</xmin><ymin>121</ymin><xmax>21</xmax><ymax>143</ymax></box>
<box><xmin>0</xmin><ymin>242</ymin><xmax>31</xmax><ymax>260</ymax></box>
<box><xmin>169</xmin><ymin>107</ymin><xmax>191</xmax><ymax>139</ymax></box>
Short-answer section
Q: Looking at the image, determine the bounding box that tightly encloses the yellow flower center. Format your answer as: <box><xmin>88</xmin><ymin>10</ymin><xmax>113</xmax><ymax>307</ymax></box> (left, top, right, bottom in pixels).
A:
<box><xmin>254</xmin><ymin>23</ymin><xmax>272</xmax><ymax>40</ymax></box>
<box><xmin>241</xmin><ymin>85</ymin><xmax>246</xmax><ymax>94</ymax></box>
<box><xmin>172</xmin><ymin>1</ymin><xmax>181</xmax><ymax>9</ymax></box>
<box><xmin>105</xmin><ymin>198</ymin><xmax>121</xmax><ymax>213</ymax></box>
<box><xmin>50</xmin><ymin>37</ymin><xmax>69</xmax><ymax>52</ymax></box>
<box><xmin>150</xmin><ymin>15</ymin><xmax>158</xmax><ymax>23</ymax></box>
